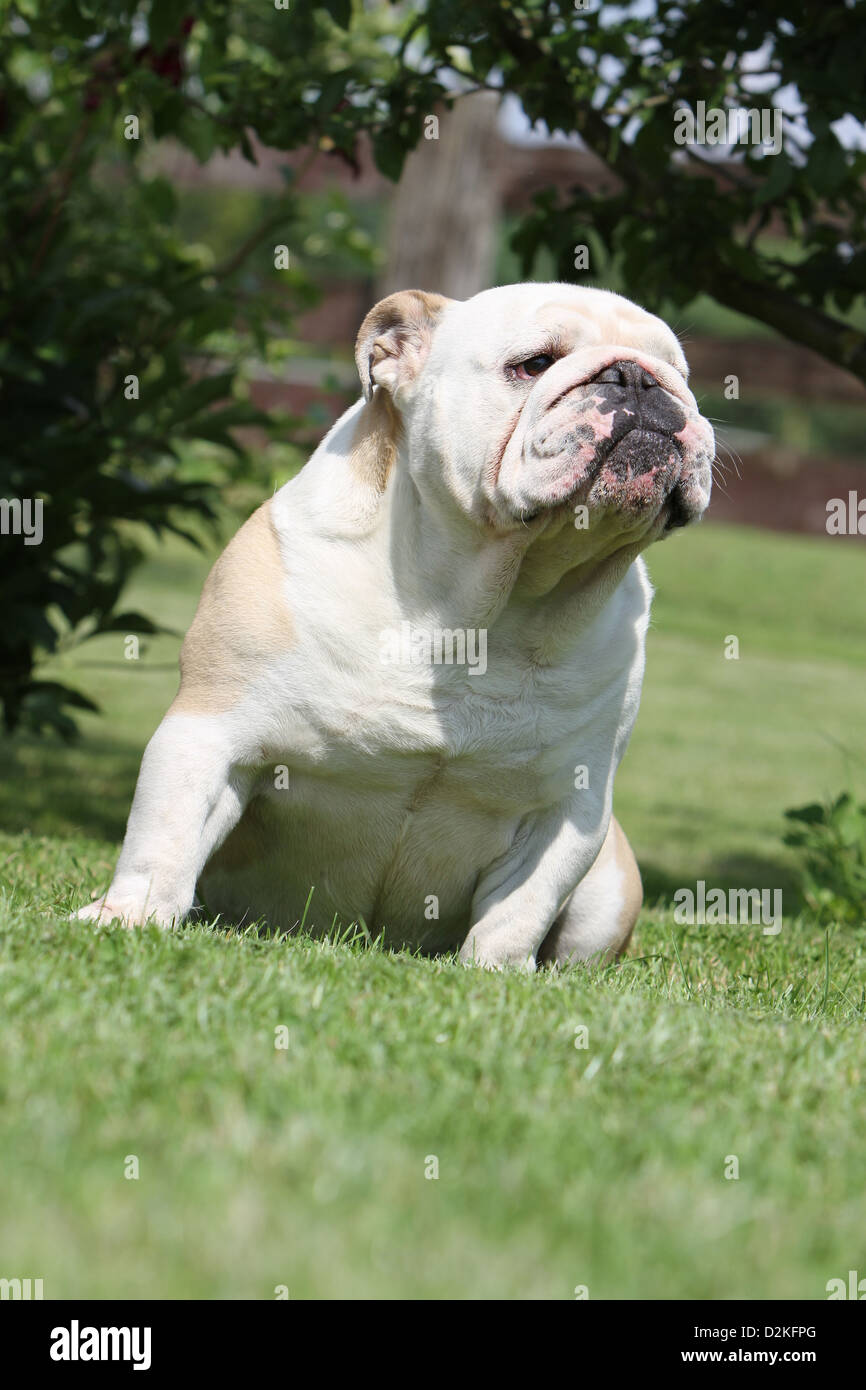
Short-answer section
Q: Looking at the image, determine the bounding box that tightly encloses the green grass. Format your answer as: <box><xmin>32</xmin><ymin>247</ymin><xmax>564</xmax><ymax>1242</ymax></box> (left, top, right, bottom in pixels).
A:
<box><xmin>1</xmin><ymin>520</ymin><xmax>865</xmax><ymax>1299</ymax></box>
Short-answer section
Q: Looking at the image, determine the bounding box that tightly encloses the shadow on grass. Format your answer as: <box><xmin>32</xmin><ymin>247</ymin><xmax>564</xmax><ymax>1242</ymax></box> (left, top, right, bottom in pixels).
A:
<box><xmin>0</xmin><ymin>732</ymin><xmax>140</xmax><ymax>843</ymax></box>
<box><xmin>641</xmin><ymin>852</ymin><xmax>805</xmax><ymax>914</ymax></box>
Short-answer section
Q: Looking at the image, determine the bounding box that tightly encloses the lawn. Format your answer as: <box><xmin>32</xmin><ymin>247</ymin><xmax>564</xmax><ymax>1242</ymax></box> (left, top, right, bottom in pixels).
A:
<box><xmin>0</xmin><ymin>518</ymin><xmax>864</xmax><ymax>1300</ymax></box>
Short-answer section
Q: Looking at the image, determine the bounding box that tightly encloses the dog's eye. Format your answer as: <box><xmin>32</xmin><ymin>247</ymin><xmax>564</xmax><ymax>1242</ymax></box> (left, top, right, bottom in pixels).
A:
<box><xmin>512</xmin><ymin>353</ymin><xmax>555</xmax><ymax>380</ymax></box>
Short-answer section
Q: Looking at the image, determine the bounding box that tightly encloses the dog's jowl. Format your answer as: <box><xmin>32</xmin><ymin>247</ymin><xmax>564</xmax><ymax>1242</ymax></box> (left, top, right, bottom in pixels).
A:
<box><xmin>73</xmin><ymin>283</ymin><xmax>714</xmax><ymax>969</ymax></box>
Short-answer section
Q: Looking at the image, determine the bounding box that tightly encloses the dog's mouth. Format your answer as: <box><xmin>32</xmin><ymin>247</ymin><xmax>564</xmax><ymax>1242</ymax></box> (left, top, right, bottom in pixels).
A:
<box><xmin>520</xmin><ymin>424</ymin><xmax>685</xmax><ymax>525</ymax></box>
<box><xmin>662</xmin><ymin>478</ymin><xmax>693</xmax><ymax>532</ymax></box>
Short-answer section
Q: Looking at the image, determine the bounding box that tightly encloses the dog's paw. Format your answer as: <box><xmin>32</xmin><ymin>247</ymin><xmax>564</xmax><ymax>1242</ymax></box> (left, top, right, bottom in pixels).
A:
<box><xmin>71</xmin><ymin>893</ymin><xmax>177</xmax><ymax>930</ymax></box>
<box><xmin>457</xmin><ymin>939</ymin><xmax>537</xmax><ymax>972</ymax></box>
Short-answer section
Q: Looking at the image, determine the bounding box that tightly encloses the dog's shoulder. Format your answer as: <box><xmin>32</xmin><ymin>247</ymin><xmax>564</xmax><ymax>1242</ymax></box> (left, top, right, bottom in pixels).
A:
<box><xmin>171</xmin><ymin>500</ymin><xmax>294</xmax><ymax>716</ymax></box>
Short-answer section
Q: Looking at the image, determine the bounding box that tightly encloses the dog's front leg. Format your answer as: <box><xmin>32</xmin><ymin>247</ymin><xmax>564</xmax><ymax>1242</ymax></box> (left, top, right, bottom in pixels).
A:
<box><xmin>459</xmin><ymin>808</ymin><xmax>608</xmax><ymax>971</ymax></box>
<box><xmin>73</xmin><ymin>712</ymin><xmax>248</xmax><ymax>928</ymax></box>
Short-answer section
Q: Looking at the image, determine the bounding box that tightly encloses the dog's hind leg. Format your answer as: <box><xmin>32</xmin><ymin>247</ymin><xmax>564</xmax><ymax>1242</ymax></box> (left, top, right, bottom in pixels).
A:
<box><xmin>537</xmin><ymin>816</ymin><xmax>642</xmax><ymax>967</ymax></box>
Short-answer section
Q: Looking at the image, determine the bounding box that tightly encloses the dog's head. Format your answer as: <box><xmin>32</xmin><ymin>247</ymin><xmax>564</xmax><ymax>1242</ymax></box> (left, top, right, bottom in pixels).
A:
<box><xmin>355</xmin><ymin>283</ymin><xmax>713</xmax><ymax>554</ymax></box>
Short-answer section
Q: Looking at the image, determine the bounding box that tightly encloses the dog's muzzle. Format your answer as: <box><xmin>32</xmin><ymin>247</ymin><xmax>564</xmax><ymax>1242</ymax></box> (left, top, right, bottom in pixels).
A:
<box><xmin>521</xmin><ymin>358</ymin><xmax>713</xmax><ymax>530</ymax></box>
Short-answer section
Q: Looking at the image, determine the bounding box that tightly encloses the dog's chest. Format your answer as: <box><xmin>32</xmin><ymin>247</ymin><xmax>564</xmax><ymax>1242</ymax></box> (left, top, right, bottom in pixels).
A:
<box><xmin>268</xmin><ymin>651</ymin><xmax>589</xmax><ymax>815</ymax></box>
<box><xmin>212</xmin><ymin>659</ymin><xmax>592</xmax><ymax>940</ymax></box>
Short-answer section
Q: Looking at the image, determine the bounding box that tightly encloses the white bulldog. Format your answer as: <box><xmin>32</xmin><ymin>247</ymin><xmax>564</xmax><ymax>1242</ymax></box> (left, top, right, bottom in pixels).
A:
<box><xmin>74</xmin><ymin>283</ymin><xmax>714</xmax><ymax>969</ymax></box>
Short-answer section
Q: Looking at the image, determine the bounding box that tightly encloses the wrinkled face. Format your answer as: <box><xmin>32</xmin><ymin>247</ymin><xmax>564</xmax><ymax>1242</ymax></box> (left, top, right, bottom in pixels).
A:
<box><xmin>400</xmin><ymin>284</ymin><xmax>714</xmax><ymax>549</ymax></box>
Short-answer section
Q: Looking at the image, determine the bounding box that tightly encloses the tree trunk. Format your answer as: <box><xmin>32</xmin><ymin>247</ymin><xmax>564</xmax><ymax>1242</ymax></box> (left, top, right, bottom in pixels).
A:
<box><xmin>377</xmin><ymin>91</ymin><xmax>501</xmax><ymax>302</ymax></box>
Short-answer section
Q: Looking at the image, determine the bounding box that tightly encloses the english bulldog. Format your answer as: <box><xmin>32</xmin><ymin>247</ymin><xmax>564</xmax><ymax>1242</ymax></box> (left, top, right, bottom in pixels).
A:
<box><xmin>73</xmin><ymin>283</ymin><xmax>714</xmax><ymax>969</ymax></box>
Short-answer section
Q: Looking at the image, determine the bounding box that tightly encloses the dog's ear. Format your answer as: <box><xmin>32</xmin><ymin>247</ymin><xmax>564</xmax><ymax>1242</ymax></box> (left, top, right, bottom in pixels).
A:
<box><xmin>355</xmin><ymin>289</ymin><xmax>452</xmax><ymax>402</ymax></box>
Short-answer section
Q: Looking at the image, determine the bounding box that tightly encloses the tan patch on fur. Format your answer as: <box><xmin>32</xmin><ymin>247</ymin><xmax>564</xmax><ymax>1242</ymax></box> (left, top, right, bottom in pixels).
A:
<box><xmin>349</xmin><ymin>387</ymin><xmax>402</xmax><ymax>491</ymax></box>
<box><xmin>406</xmin><ymin>289</ymin><xmax>453</xmax><ymax>319</ymax></box>
<box><xmin>170</xmin><ymin>500</ymin><xmax>293</xmax><ymax>715</ymax></box>
<box><xmin>355</xmin><ymin>289</ymin><xmax>452</xmax><ymax>400</ymax></box>
<box><xmin>609</xmin><ymin>815</ymin><xmax>643</xmax><ymax>956</ymax></box>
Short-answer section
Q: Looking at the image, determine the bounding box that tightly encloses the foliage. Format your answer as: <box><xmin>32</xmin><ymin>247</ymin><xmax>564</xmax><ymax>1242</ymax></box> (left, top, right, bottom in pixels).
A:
<box><xmin>406</xmin><ymin>1</ymin><xmax>866</xmax><ymax>381</ymax></box>
<box><xmin>784</xmin><ymin>793</ymin><xmax>866</xmax><ymax>928</ymax></box>
<box><xmin>0</xmin><ymin>0</ymin><xmax>379</xmax><ymax>736</ymax></box>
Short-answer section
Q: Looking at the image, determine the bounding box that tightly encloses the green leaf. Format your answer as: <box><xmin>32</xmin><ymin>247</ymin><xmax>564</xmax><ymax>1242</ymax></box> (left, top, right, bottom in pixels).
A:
<box><xmin>318</xmin><ymin>0</ymin><xmax>353</xmax><ymax>30</ymax></box>
<box><xmin>176</xmin><ymin>111</ymin><xmax>218</xmax><ymax>165</ymax></box>
<box><xmin>784</xmin><ymin>803</ymin><xmax>827</xmax><ymax>825</ymax></box>
<box><xmin>25</xmin><ymin>681</ymin><xmax>100</xmax><ymax>713</ymax></box>
<box><xmin>372</xmin><ymin>129</ymin><xmax>407</xmax><ymax>182</ymax></box>
<box><xmin>170</xmin><ymin>372</ymin><xmax>237</xmax><ymax>421</ymax></box>
<box><xmin>141</xmin><ymin>177</ymin><xmax>178</xmax><ymax>224</ymax></box>
<box><xmin>754</xmin><ymin>153</ymin><xmax>793</xmax><ymax>207</ymax></box>
<box><xmin>149</xmin><ymin>0</ymin><xmax>184</xmax><ymax>51</ymax></box>
<box><xmin>90</xmin><ymin>611</ymin><xmax>165</xmax><ymax>637</ymax></box>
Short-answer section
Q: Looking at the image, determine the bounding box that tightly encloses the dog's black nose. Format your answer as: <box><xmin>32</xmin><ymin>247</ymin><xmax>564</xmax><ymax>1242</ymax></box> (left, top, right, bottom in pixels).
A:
<box><xmin>589</xmin><ymin>359</ymin><xmax>685</xmax><ymax>439</ymax></box>
<box><xmin>591</xmin><ymin>361</ymin><xmax>658</xmax><ymax>392</ymax></box>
